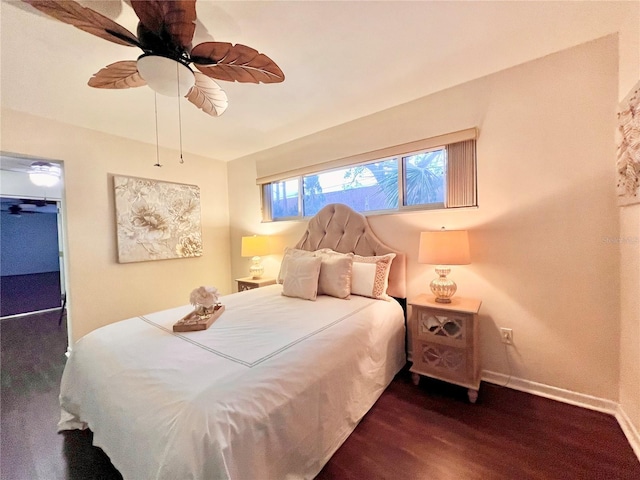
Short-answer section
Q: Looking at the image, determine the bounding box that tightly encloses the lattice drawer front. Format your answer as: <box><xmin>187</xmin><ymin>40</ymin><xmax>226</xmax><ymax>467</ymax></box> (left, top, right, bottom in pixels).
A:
<box><xmin>417</xmin><ymin>311</ymin><xmax>466</xmax><ymax>342</ymax></box>
<box><xmin>419</xmin><ymin>343</ymin><xmax>467</xmax><ymax>374</ymax></box>
<box><xmin>238</xmin><ymin>283</ymin><xmax>255</xmax><ymax>291</ymax></box>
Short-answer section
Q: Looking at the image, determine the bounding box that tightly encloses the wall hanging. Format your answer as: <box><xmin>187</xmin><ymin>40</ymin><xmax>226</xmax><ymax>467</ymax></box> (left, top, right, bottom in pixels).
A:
<box><xmin>113</xmin><ymin>175</ymin><xmax>202</xmax><ymax>263</ymax></box>
<box><xmin>617</xmin><ymin>79</ymin><xmax>640</xmax><ymax>206</ymax></box>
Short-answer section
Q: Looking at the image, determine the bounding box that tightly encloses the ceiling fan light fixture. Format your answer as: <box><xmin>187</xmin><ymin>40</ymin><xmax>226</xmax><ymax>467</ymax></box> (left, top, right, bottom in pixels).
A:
<box><xmin>29</xmin><ymin>162</ymin><xmax>61</xmax><ymax>187</ymax></box>
<box><xmin>137</xmin><ymin>54</ymin><xmax>195</xmax><ymax>97</ymax></box>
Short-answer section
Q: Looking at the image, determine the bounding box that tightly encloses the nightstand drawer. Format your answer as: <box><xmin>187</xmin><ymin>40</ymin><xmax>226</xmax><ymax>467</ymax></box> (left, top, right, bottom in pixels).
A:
<box><xmin>416</xmin><ymin>309</ymin><xmax>472</xmax><ymax>346</ymax></box>
<box><xmin>238</xmin><ymin>282</ymin><xmax>256</xmax><ymax>291</ymax></box>
<box><xmin>413</xmin><ymin>341</ymin><xmax>470</xmax><ymax>384</ymax></box>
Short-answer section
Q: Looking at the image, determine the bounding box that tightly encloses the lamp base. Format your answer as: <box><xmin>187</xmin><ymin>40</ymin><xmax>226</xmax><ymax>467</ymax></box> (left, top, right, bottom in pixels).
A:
<box><xmin>249</xmin><ymin>256</ymin><xmax>264</xmax><ymax>279</ymax></box>
<box><xmin>430</xmin><ymin>266</ymin><xmax>457</xmax><ymax>303</ymax></box>
<box><xmin>434</xmin><ymin>296</ymin><xmax>453</xmax><ymax>304</ymax></box>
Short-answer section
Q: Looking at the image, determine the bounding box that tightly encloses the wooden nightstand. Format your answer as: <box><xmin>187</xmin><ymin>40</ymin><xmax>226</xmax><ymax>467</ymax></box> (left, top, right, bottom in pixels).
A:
<box><xmin>409</xmin><ymin>294</ymin><xmax>482</xmax><ymax>403</ymax></box>
<box><xmin>235</xmin><ymin>277</ymin><xmax>276</xmax><ymax>292</ymax></box>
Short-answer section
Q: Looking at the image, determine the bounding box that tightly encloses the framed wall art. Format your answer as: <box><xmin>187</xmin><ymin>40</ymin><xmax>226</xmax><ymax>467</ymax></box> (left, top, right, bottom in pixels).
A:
<box><xmin>616</xmin><ymin>80</ymin><xmax>640</xmax><ymax>206</ymax></box>
<box><xmin>113</xmin><ymin>175</ymin><xmax>203</xmax><ymax>263</ymax></box>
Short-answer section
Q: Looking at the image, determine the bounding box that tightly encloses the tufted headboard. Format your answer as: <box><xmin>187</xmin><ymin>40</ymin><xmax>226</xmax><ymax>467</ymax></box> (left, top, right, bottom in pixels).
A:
<box><xmin>295</xmin><ymin>203</ymin><xmax>406</xmax><ymax>299</ymax></box>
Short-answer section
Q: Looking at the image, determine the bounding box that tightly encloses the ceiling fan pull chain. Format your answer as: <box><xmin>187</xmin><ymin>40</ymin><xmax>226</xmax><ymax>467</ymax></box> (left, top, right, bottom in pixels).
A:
<box><xmin>154</xmin><ymin>92</ymin><xmax>162</xmax><ymax>167</ymax></box>
<box><xmin>177</xmin><ymin>62</ymin><xmax>184</xmax><ymax>164</ymax></box>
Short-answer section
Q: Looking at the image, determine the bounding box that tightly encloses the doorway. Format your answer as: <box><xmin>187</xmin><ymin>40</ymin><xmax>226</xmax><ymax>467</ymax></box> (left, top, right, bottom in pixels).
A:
<box><xmin>0</xmin><ymin>197</ymin><xmax>64</xmax><ymax>317</ymax></box>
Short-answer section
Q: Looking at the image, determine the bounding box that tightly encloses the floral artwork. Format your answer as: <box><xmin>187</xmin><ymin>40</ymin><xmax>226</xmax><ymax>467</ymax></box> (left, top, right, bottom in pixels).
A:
<box><xmin>114</xmin><ymin>175</ymin><xmax>203</xmax><ymax>263</ymax></box>
<box><xmin>616</xmin><ymin>80</ymin><xmax>640</xmax><ymax>206</ymax></box>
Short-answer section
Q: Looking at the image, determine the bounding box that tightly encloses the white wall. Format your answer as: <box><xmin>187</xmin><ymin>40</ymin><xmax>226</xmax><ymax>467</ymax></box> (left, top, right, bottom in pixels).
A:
<box><xmin>616</xmin><ymin>1</ymin><xmax>640</xmax><ymax>457</ymax></box>
<box><xmin>228</xmin><ymin>37</ymin><xmax>621</xmax><ymax>402</ymax></box>
<box><xmin>0</xmin><ymin>109</ymin><xmax>231</xmax><ymax>343</ymax></box>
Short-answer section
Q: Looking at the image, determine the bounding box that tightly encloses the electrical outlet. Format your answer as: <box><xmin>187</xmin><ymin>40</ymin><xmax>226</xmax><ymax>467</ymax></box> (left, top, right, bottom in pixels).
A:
<box><xmin>500</xmin><ymin>328</ymin><xmax>513</xmax><ymax>345</ymax></box>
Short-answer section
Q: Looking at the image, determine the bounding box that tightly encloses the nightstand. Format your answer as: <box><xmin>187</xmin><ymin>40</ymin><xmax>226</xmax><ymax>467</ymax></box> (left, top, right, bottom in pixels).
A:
<box><xmin>235</xmin><ymin>277</ymin><xmax>276</xmax><ymax>292</ymax></box>
<box><xmin>409</xmin><ymin>294</ymin><xmax>482</xmax><ymax>403</ymax></box>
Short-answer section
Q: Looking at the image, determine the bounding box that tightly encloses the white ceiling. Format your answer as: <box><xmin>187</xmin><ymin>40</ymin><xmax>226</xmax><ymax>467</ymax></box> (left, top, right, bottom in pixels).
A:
<box><xmin>0</xmin><ymin>1</ymin><xmax>631</xmax><ymax>163</ymax></box>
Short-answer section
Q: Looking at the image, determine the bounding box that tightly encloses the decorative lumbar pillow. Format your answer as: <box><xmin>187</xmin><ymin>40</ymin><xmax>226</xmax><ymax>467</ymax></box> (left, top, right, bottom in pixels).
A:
<box><xmin>315</xmin><ymin>252</ymin><xmax>353</xmax><ymax>299</ymax></box>
<box><xmin>281</xmin><ymin>256</ymin><xmax>322</xmax><ymax>301</ymax></box>
<box><xmin>277</xmin><ymin>247</ymin><xmax>315</xmax><ymax>284</ymax></box>
<box><xmin>351</xmin><ymin>253</ymin><xmax>396</xmax><ymax>300</ymax></box>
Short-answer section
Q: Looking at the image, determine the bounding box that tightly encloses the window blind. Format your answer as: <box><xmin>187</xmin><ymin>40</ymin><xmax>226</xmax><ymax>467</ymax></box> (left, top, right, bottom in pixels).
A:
<box><xmin>446</xmin><ymin>139</ymin><xmax>477</xmax><ymax>208</ymax></box>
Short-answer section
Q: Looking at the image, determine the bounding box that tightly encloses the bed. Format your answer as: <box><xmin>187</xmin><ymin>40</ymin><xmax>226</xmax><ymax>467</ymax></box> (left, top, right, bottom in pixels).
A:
<box><xmin>58</xmin><ymin>203</ymin><xmax>407</xmax><ymax>479</ymax></box>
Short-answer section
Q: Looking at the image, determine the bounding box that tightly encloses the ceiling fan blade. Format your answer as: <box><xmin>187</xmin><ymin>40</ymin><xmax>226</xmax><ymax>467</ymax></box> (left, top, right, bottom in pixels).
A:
<box><xmin>88</xmin><ymin>61</ymin><xmax>147</xmax><ymax>89</ymax></box>
<box><xmin>191</xmin><ymin>42</ymin><xmax>285</xmax><ymax>84</ymax></box>
<box><xmin>22</xmin><ymin>0</ymin><xmax>140</xmax><ymax>47</ymax></box>
<box><xmin>130</xmin><ymin>0</ymin><xmax>196</xmax><ymax>52</ymax></box>
<box><xmin>185</xmin><ymin>72</ymin><xmax>228</xmax><ymax>117</ymax></box>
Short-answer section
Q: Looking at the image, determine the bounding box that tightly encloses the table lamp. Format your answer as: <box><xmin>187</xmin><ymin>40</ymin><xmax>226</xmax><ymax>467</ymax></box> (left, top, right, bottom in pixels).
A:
<box><xmin>241</xmin><ymin>235</ymin><xmax>270</xmax><ymax>279</ymax></box>
<box><xmin>418</xmin><ymin>229</ymin><xmax>470</xmax><ymax>303</ymax></box>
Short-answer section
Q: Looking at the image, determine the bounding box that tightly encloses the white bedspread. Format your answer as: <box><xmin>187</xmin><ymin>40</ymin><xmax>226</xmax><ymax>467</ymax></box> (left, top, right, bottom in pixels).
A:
<box><xmin>59</xmin><ymin>285</ymin><xmax>406</xmax><ymax>480</ymax></box>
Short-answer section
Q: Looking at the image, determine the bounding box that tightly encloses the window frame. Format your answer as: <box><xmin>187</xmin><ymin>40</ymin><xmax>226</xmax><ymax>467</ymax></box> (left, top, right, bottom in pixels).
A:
<box><xmin>262</xmin><ymin>177</ymin><xmax>304</xmax><ymax>221</ymax></box>
<box><xmin>260</xmin><ymin>132</ymin><xmax>477</xmax><ymax>222</ymax></box>
<box><xmin>399</xmin><ymin>145</ymin><xmax>448</xmax><ymax>211</ymax></box>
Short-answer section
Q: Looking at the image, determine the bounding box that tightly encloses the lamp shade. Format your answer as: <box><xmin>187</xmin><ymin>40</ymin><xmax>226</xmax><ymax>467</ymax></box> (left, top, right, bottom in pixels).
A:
<box><xmin>241</xmin><ymin>235</ymin><xmax>270</xmax><ymax>257</ymax></box>
<box><xmin>418</xmin><ymin>230</ymin><xmax>470</xmax><ymax>265</ymax></box>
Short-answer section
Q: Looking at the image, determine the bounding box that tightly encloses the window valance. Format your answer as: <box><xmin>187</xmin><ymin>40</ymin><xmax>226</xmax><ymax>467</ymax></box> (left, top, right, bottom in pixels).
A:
<box><xmin>256</xmin><ymin>127</ymin><xmax>478</xmax><ymax>185</ymax></box>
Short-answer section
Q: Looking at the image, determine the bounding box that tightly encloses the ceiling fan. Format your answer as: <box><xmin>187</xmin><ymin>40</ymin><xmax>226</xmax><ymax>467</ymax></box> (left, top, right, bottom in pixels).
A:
<box><xmin>7</xmin><ymin>204</ymin><xmax>34</xmax><ymax>216</ymax></box>
<box><xmin>2</xmin><ymin>199</ymin><xmax>55</xmax><ymax>216</ymax></box>
<box><xmin>22</xmin><ymin>0</ymin><xmax>285</xmax><ymax>117</ymax></box>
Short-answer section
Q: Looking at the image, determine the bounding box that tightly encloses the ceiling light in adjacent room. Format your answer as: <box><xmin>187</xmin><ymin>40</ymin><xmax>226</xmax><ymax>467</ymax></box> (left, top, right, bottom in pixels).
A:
<box><xmin>29</xmin><ymin>162</ymin><xmax>61</xmax><ymax>187</ymax></box>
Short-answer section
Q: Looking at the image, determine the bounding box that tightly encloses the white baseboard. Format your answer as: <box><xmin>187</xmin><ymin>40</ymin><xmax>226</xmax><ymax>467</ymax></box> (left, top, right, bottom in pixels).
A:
<box><xmin>482</xmin><ymin>370</ymin><xmax>618</xmax><ymax>414</ymax></box>
<box><xmin>482</xmin><ymin>370</ymin><xmax>640</xmax><ymax>463</ymax></box>
<box><xmin>616</xmin><ymin>405</ymin><xmax>640</xmax><ymax>462</ymax></box>
<box><xmin>0</xmin><ymin>306</ymin><xmax>62</xmax><ymax>321</ymax></box>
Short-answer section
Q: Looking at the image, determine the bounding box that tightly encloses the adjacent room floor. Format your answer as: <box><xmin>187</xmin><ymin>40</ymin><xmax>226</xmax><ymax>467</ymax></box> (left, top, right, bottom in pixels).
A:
<box><xmin>1</xmin><ymin>311</ymin><xmax>638</xmax><ymax>480</ymax></box>
<box><xmin>0</xmin><ymin>271</ymin><xmax>62</xmax><ymax>317</ymax></box>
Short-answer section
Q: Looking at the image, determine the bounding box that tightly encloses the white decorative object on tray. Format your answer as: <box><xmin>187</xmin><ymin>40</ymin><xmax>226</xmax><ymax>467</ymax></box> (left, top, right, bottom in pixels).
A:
<box><xmin>190</xmin><ymin>286</ymin><xmax>219</xmax><ymax>313</ymax></box>
<box><xmin>174</xmin><ymin>286</ymin><xmax>224</xmax><ymax>332</ymax></box>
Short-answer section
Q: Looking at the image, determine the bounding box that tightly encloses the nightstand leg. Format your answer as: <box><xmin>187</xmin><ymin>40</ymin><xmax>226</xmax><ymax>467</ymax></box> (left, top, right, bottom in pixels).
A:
<box><xmin>467</xmin><ymin>388</ymin><xmax>478</xmax><ymax>404</ymax></box>
<box><xmin>411</xmin><ymin>372</ymin><xmax>420</xmax><ymax>386</ymax></box>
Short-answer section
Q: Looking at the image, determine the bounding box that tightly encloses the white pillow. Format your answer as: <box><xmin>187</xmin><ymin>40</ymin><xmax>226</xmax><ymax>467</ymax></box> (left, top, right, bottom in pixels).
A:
<box><xmin>277</xmin><ymin>247</ymin><xmax>315</xmax><ymax>284</ymax></box>
<box><xmin>351</xmin><ymin>253</ymin><xmax>396</xmax><ymax>300</ymax></box>
<box><xmin>281</xmin><ymin>256</ymin><xmax>322</xmax><ymax>301</ymax></box>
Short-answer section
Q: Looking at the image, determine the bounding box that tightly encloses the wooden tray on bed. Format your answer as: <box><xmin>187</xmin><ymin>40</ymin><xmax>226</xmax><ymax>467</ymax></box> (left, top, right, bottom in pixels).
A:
<box><xmin>173</xmin><ymin>305</ymin><xmax>225</xmax><ymax>332</ymax></box>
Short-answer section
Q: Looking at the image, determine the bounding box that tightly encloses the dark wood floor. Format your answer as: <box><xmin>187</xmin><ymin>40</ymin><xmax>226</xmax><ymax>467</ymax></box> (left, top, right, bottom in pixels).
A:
<box><xmin>1</xmin><ymin>272</ymin><xmax>62</xmax><ymax>317</ymax></box>
<box><xmin>1</xmin><ymin>311</ymin><xmax>638</xmax><ymax>480</ymax></box>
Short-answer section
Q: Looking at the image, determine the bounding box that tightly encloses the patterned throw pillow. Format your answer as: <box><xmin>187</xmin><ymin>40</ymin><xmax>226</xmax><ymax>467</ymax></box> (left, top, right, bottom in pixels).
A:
<box><xmin>281</xmin><ymin>256</ymin><xmax>322</xmax><ymax>301</ymax></box>
<box><xmin>277</xmin><ymin>247</ymin><xmax>315</xmax><ymax>284</ymax></box>
<box><xmin>350</xmin><ymin>253</ymin><xmax>396</xmax><ymax>300</ymax></box>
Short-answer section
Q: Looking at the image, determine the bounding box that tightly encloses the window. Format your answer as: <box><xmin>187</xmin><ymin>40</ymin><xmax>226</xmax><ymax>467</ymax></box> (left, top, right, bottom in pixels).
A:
<box><xmin>403</xmin><ymin>149</ymin><xmax>446</xmax><ymax>207</ymax></box>
<box><xmin>267</xmin><ymin>178</ymin><xmax>299</xmax><ymax>219</ymax></box>
<box><xmin>259</xmin><ymin>130</ymin><xmax>477</xmax><ymax>221</ymax></box>
<box><xmin>302</xmin><ymin>158</ymin><xmax>398</xmax><ymax>217</ymax></box>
